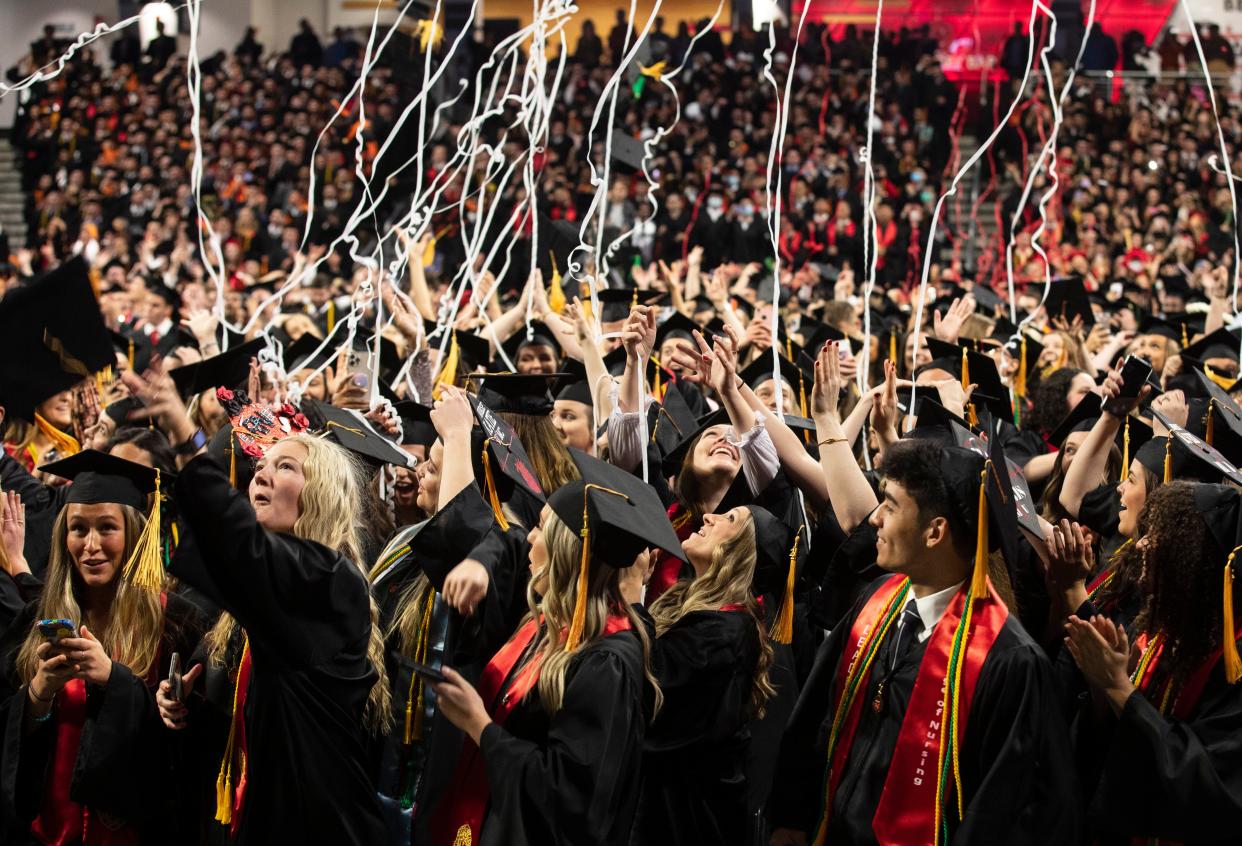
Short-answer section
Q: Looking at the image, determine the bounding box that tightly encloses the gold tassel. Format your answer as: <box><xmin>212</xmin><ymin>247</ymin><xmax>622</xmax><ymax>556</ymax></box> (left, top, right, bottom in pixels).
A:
<box><xmin>433</xmin><ymin>332</ymin><xmax>460</xmax><ymax>401</ymax></box>
<box><xmin>1122</xmin><ymin>416</ymin><xmax>1130</xmax><ymax>482</ymax></box>
<box><xmin>771</xmin><ymin>532</ymin><xmax>801</xmax><ymax>645</ymax></box>
<box><xmin>1224</xmin><ymin>547</ymin><xmax>1242</xmax><ymax>684</ymax></box>
<box><xmin>889</xmin><ymin>332</ymin><xmax>898</xmax><ymax>367</ymax></box>
<box><xmin>970</xmin><ymin>463</ymin><xmax>990</xmax><ymax>598</ymax></box>
<box><xmin>327</xmin><ymin>301</ymin><xmax>336</xmax><ymax>336</ymax></box>
<box><xmin>785</xmin><ymin>337</ymin><xmax>793</xmax><ymax>360</ymax></box>
<box><xmin>404</xmin><ymin>588</ymin><xmax>437</xmax><ymax>744</ymax></box>
<box><xmin>127</xmin><ymin>339</ymin><xmax>135</xmax><ymax>371</ymax></box>
<box><xmin>1182</xmin><ymin>323</ymin><xmax>1189</xmax><ymax>349</ymax></box>
<box><xmin>215</xmin><ymin>638</ymin><xmax>249</xmax><ymax>825</ymax></box>
<box><xmin>798</xmin><ymin>370</ymin><xmax>808</xmax><ymax>418</ymax></box>
<box><xmin>960</xmin><ymin>348</ymin><xmax>970</xmax><ymax>394</ymax></box>
<box><xmin>653</xmin><ymin>359</ymin><xmax>662</xmax><ymax>398</ymax></box>
<box><xmin>1206</xmin><ymin>364</ymin><xmax>1235</xmax><ymax>390</ymax></box>
<box><xmin>1207</xmin><ymin>403</ymin><xmax>1216</xmax><ymax>446</ymax></box>
<box><xmin>422</xmin><ymin>234</ymin><xmax>437</xmax><ymax>268</ymax></box>
<box><xmin>566</xmin><ymin>492</ymin><xmax>593</xmax><ymax>652</ymax></box>
<box><xmin>34</xmin><ymin>413</ymin><xmax>80</xmax><ymax>457</ymax></box>
<box><xmin>480</xmin><ymin>441</ymin><xmax>510</xmax><ymax>531</ymax></box>
<box><xmin>229</xmin><ymin>436</ymin><xmax>237</xmax><ymax>488</ymax></box>
<box><xmin>123</xmin><ymin>469</ymin><xmax>166</xmax><ymax>591</ymax></box>
<box><xmin>1163</xmin><ymin>436</ymin><xmax>1173</xmax><ymax>484</ymax></box>
<box><xmin>1015</xmin><ymin>337</ymin><xmax>1027</xmax><ymax>398</ymax></box>
<box><xmin>548</xmin><ymin>251</ymin><xmax>566</xmax><ymax>314</ymax></box>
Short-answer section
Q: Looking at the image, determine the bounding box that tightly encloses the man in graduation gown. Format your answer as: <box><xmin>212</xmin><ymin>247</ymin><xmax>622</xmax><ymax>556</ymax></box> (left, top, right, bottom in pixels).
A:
<box><xmin>769</xmin><ymin>439</ymin><xmax>1079</xmax><ymax>846</ymax></box>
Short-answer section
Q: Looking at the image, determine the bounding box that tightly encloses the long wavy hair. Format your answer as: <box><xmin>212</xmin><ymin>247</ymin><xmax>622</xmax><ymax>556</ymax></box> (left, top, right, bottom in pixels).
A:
<box><xmin>522</xmin><ymin>511</ymin><xmax>661</xmax><ymax>716</ymax></box>
<box><xmin>17</xmin><ymin>504</ymin><xmax>164</xmax><ymax>682</ymax></box>
<box><xmin>205</xmin><ymin>434</ymin><xmax>392</xmax><ymax>732</ymax></box>
<box><xmin>674</xmin><ymin>428</ymin><xmax>737</xmax><ymax>523</ymax></box>
<box><xmin>647</xmin><ymin>510</ymin><xmax>776</xmax><ymax>718</ymax></box>
<box><xmin>1040</xmin><ymin>436</ymin><xmax>1123</xmax><ymax>523</ymax></box>
<box><xmin>1131</xmin><ymin>482</ymin><xmax>1224</xmax><ymax>690</ymax></box>
<box><xmin>499</xmin><ymin>412</ymin><xmax>580</xmax><ymax>496</ymax></box>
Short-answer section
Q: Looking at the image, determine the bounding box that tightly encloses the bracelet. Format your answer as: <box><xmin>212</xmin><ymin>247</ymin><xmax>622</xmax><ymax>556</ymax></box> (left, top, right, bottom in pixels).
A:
<box><xmin>28</xmin><ymin>686</ymin><xmax>53</xmax><ymax>704</ymax></box>
<box><xmin>32</xmin><ymin>707</ymin><xmax>54</xmax><ymax>723</ymax></box>
<box><xmin>818</xmin><ymin>437</ymin><xmax>848</xmax><ymax>447</ymax></box>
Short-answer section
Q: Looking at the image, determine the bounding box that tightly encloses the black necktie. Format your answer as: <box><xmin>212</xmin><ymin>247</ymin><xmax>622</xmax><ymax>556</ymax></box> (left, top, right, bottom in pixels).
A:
<box><xmin>890</xmin><ymin>602</ymin><xmax>924</xmax><ymax>670</ymax></box>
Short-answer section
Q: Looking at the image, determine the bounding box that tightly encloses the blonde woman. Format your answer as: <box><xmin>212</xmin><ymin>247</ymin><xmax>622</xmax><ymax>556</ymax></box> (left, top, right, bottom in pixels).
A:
<box><xmin>631</xmin><ymin>504</ymin><xmax>778</xmax><ymax>846</ymax></box>
<box><xmin>1</xmin><ymin>451</ymin><xmax>207</xmax><ymax>844</ymax></box>
<box><xmin>127</xmin><ymin>365</ymin><xmax>391</xmax><ymax>846</ymax></box>
<box><xmin>429</xmin><ymin>452</ymin><xmax>685</xmax><ymax>846</ymax></box>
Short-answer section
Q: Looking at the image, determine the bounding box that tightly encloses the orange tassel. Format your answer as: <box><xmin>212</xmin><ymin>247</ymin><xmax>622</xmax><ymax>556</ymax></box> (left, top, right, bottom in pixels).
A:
<box><xmin>771</xmin><ymin>532</ymin><xmax>801</xmax><ymax>645</ymax></box>
<box><xmin>970</xmin><ymin>463</ymin><xmax>990</xmax><ymax>598</ymax></box>
<box><xmin>1224</xmin><ymin>547</ymin><xmax>1242</xmax><ymax>685</ymax></box>
<box><xmin>566</xmin><ymin>503</ymin><xmax>592</xmax><ymax>652</ymax></box>
<box><xmin>1163</xmin><ymin>436</ymin><xmax>1173</xmax><ymax>485</ymax></box>
<box><xmin>1207</xmin><ymin>403</ymin><xmax>1216</xmax><ymax>447</ymax></box>
<box><xmin>1121</xmin><ymin>416</ymin><xmax>1130</xmax><ymax>483</ymax></box>
<box><xmin>481</xmin><ymin>441</ymin><xmax>510</xmax><ymax>531</ymax></box>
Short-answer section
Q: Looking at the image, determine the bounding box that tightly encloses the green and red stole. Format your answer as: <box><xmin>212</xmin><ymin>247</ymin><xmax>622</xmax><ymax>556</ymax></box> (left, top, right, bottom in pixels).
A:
<box><xmin>810</xmin><ymin>574</ymin><xmax>1009</xmax><ymax>846</ymax></box>
<box><xmin>430</xmin><ymin>613</ymin><xmax>633</xmax><ymax>846</ymax></box>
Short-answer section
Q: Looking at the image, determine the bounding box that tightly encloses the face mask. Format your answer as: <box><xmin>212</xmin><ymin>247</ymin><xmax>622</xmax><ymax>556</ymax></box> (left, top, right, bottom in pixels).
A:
<box><xmin>814</xmin><ymin>213</ymin><xmax>829</xmax><ymax>223</ymax></box>
<box><xmin>724</xmin><ymin>175</ymin><xmax>740</xmax><ymax>191</ymax></box>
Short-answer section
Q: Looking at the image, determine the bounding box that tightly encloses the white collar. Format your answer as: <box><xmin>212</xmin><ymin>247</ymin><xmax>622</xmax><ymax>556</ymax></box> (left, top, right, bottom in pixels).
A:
<box><xmin>909</xmin><ymin>580</ymin><xmax>964</xmax><ymax>642</ymax></box>
<box><xmin>150</xmin><ymin>317</ymin><xmax>173</xmax><ymax>336</ymax></box>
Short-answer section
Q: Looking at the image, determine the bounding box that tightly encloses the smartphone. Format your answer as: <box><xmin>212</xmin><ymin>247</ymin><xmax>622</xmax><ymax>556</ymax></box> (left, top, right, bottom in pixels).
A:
<box><xmin>37</xmin><ymin>619</ymin><xmax>76</xmax><ymax>641</ymax></box>
<box><xmin>346</xmin><ymin>349</ymin><xmax>370</xmax><ymax>390</ymax></box>
<box><xmin>1103</xmin><ymin>355</ymin><xmax>1153</xmax><ymax>415</ymax></box>
<box><xmin>168</xmin><ymin>652</ymin><xmax>183</xmax><ymax>702</ymax></box>
<box><xmin>408</xmin><ymin>659</ymin><xmax>449</xmax><ymax>684</ymax></box>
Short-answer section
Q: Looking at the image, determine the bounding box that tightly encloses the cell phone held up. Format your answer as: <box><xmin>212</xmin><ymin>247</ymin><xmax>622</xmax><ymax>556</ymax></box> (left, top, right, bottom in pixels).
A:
<box><xmin>168</xmin><ymin>652</ymin><xmax>183</xmax><ymax>702</ymax></box>
<box><xmin>37</xmin><ymin>618</ymin><xmax>76</xmax><ymax>642</ymax></box>
<box><xmin>408</xmin><ymin>659</ymin><xmax>449</xmax><ymax>685</ymax></box>
<box><xmin>1102</xmin><ymin>355</ymin><xmax>1153</xmax><ymax>417</ymax></box>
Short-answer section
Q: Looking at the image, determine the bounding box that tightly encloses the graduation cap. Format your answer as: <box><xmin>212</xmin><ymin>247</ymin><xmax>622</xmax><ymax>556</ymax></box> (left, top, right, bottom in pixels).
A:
<box><xmin>908</xmin><ymin>395</ymin><xmax>979</xmax><ymax>446</ymax></box>
<box><xmin>609</xmin><ymin>129</ymin><xmax>649</xmax><ymax>173</ymax></box>
<box><xmin>283</xmin><ymin>333</ymin><xmax>335</xmax><ymax>373</ymax></box>
<box><xmin>1139</xmin><ymin>314</ymin><xmax>1204</xmax><ymax>348</ymax></box>
<box><xmin>1145</xmin><ymin>408</ymin><xmax>1242</xmax><ymax>485</ymax></box>
<box><xmin>593</xmin><ymin>286</ymin><xmax>641</xmax><ymax>323</ymax></box>
<box><xmin>550</xmin><ymin>447</ymin><xmax>685</xmax><ymax>650</ymax></box>
<box><xmin>0</xmin><ymin>256</ymin><xmax>115</xmax><ymax>420</ymax></box>
<box><xmin>302</xmin><ymin>399</ymin><xmax>413</xmax><ymax>468</ymax></box>
<box><xmin>468</xmin><ymin>392</ymin><xmax>546</xmax><ymax>509</ymax></box>
<box><xmin>805</xmin><ymin>322</ymin><xmax>864</xmax><ymax>356</ymax></box>
<box><xmin>655</xmin><ymin>311</ymin><xmax>700</xmax><ymax>351</ymax></box>
<box><xmin>953</xmin><ymin>282</ymin><xmax>1004</xmax><ymax>314</ymax></box>
<box><xmin>649</xmin><ymin>382</ymin><xmax>698</xmax><ymax>455</ymax></box>
<box><xmin>501</xmin><ymin>321</ymin><xmax>563</xmax><ymax>365</ymax></box>
<box><xmin>535</xmin><ymin>213</ymin><xmax>583</xmax><ymax>290</ymax></box>
<box><xmin>169</xmin><ymin>337</ymin><xmax>267</xmax><ymax>398</ymax></box>
<box><xmin>1181</xmin><ymin>328</ymin><xmax>1241</xmax><ymax>370</ymax></box>
<box><xmin>920</xmin><ymin>338</ymin><xmax>1013</xmax><ymax>421</ymax></box>
<box><xmin>1191</xmin><ymin>483</ymin><xmax>1242</xmax><ymax>683</ymax></box>
<box><xmin>439</xmin><ymin>329</ymin><xmax>492</xmax><ymax>373</ymax></box>
<box><xmin>934</xmin><ymin>444</ymin><xmax>1007</xmax><ymax>596</ymax></box>
<box><xmin>1002</xmin><ymin>331</ymin><xmax>1044</xmax><ymax>397</ymax></box>
<box><xmin>552</xmin><ymin>361</ymin><xmax>594</xmax><ymax>408</ymax></box>
<box><xmin>39</xmin><ymin>448</ymin><xmax>166</xmax><ymax>591</ymax></box>
<box><xmin>622</xmin><ymin>38</ymin><xmax>655</xmax><ymax>85</ymax></box>
<box><xmin>1043</xmin><ymin>276</ymin><xmax>1095</xmax><ymax>328</ymax></box>
<box><xmin>746</xmin><ymin>504</ymin><xmax>805</xmax><ymax>644</ymax></box>
<box><xmin>475</xmin><ymin>372</ymin><xmax>561</xmax><ymax>416</ymax></box>
<box><xmin>394</xmin><ymin>400</ymin><xmax>437</xmax><ymax>448</ymax></box>
<box><xmin>1047</xmin><ymin>393</ymin><xmax>1153</xmax><ymax>474</ymax></box>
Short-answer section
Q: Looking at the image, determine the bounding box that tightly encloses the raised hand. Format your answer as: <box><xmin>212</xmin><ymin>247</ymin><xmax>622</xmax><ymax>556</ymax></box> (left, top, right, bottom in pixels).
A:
<box><xmin>621</xmin><ymin>305</ymin><xmax>657</xmax><ymax>362</ymax></box>
<box><xmin>812</xmin><ymin>341</ymin><xmax>845</xmax><ymax>420</ymax></box>
<box><xmin>1045</xmin><ymin>519</ymin><xmax>1095</xmax><ymax>589</ymax></box>
<box><xmin>156</xmin><ymin>663</ymin><xmax>203</xmax><ymax>730</ymax></box>
<box><xmin>932</xmin><ymin>294</ymin><xmax>975</xmax><ymax>345</ymax></box>
<box><xmin>442</xmin><ymin>559</ymin><xmax>489</xmax><ymax>616</ymax></box>
<box><xmin>1</xmin><ymin>490</ymin><xmax>28</xmax><ymax>577</ymax></box>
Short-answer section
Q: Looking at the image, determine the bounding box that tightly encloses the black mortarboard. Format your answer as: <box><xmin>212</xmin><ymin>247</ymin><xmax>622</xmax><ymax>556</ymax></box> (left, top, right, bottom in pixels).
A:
<box><xmin>593</xmin><ymin>286</ymin><xmax>641</xmax><ymax>323</ymax></box>
<box><xmin>623</xmin><ymin>38</ymin><xmax>655</xmax><ymax>85</ymax></box>
<box><xmin>550</xmin><ymin>448</ymin><xmax>685</xmax><ymax>569</ymax></box>
<box><xmin>920</xmin><ymin>338</ymin><xmax>1013</xmax><ymax>421</ymax></box>
<box><xmin>451</xmin><ymin>330</ymin><xmax>492</xmax><ymax>372</ymax></box>
<box><xmin>40</xmin><ymin>449</ymin><xmax>158</xmax><ymax>511</ymax></box>
<box><xmin>934</xmin><ymin>445</ymin><xmax>1006</xmax><ymax>583</ymax></box>
<box><xmin>957</xmin><ymin>282</ymin><xmax>1004</xmax><ymax>313</ymax></box>
<box><xmin>1043</xmin><ymin>276</ymin><xmax>1095</xmax><ymax>328</ymax></box>
<box><xmin>739</xmin><ymin>353</ymin><xmax>808</xmax><ymax>394</ymax></box>
<box><xmin>303</xmin><ymin>399</ymin><xmax>413</xmax><ymax>468</ymax></box>
<box><xmin>1181</xmin><ymin>328</ymin><xmax>1241</xmax><ymax>368</ymax></box>
<box><xmin>475</xmin><ymin>372</ymin><xmax>561</xmax><ymax>416</ymax></box>
<box><xmin>468</xmin><ymin>393</ymin><xmax>546</xmax><ymax>502</ymax></box>
<box><xmin>1047</xmin><ymin>392</ymin><xmax>1153</xmax><ymax>459</ymax></box>
<box><xmin>394</xmin><ymin>400</ymin><xmax>438</xmax><ymax>447</ymax></box>
<box><xmin>909</xmin><ymin>395</ymin><xmax>977</xmax><ymax>445</ymax></box>
<box><xmin>806</xmin><ymin>322</ymin><xmax>864</xmax><ymax>355</ymax></box>
<box><xmin>0</xmin><ymin>257</ymin><xmax>115</xmax><ymax>420</ymax></box>
<box><xmin>553</xmin><ymin>361</ymin><xmax>594</xmax><ymax>407</ymax></box>
<box><xmin>1147</xmin><ymin>409</ymin><xmax>1242</xmax><ymax>485</ymax></box>
<box><xmin>283</xmin><ymin>333</ymin><xmax>335</xmax><ymax>373</ymax></box>
<box><xmin>169</xmin><ymin>337</ymin><xmax>267</xmax><ymax>398</ymax></box>
<box><xmin>655</xmin><ymin>311</ymin><xmax>700</xmax><ymax>351</ymax></box>
<box><xmin>1193</xmin><ymin>484</ymin><xmax>1242</xmax><ymax>564</ymax></box>
<box><xmin>609</xmin><ymin>129</ymin><xmax>648</xmax><ymax>172</ymax></box>
<box><xmin>1003</xmin><ymin>331</ymin><xmax>1044</xmax><ymax>379</ymax></box>
<box><xmin>501</xmin><ymin>321</ymin><xmax>563</xmax><ymax>364</ymax></box>
<box><xmin>660</xmin><ymin>408</ymin><xmax>728</xmax><ymax>478</ymax></box>
<box><xmin>650</xmin><ymin>383</ymin><xmax>698</xmax><ymax>455</ymax></box>
<box><xmin>535</xmin><ymin>213</ymin><xmax>583</xmax><ymax>289</ymax></box>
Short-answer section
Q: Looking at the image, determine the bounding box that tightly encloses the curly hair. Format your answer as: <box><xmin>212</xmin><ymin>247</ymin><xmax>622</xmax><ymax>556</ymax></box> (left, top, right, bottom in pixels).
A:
<box><xmin>1023</xmin><ymin>368</ymin><xmax>1088</xmax><ymax>436</ymax></box>
<box><xmin>1130</xmin><ymin>482</ymin><xmax>1225</xmax><ymax>690</ymax></box>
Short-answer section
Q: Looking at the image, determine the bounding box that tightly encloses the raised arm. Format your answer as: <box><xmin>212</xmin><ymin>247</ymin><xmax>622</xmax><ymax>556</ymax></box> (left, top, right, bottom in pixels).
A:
<box><xmin>1059</xmin><ymin>367</ymin><xmax>1136</xmax><ymax>519</ymax></box>
<box><xmin>812</xmin><ymin>341</ymin><xmax>878</xmax><ymax>533</ymax></box>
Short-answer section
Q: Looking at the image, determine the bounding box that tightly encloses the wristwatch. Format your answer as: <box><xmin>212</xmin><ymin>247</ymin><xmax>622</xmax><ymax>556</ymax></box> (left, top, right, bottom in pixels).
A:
<box><xmin>175</xmin><ymin>427</ymin><xmax>209</xmax><ymax>456</ymax></box>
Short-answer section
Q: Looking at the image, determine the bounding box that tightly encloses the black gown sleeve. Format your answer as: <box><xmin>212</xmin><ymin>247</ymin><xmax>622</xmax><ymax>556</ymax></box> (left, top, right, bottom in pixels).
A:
<box><xmin>1075</xmin><ymin>483</ymin><xmax>1120</xmax><ymax>539</ymax></box>
<box><xmin>479</xmin><ymin>640</ymin><xmax>646</xmax><ymax>846</ymax></box>
<box><xmin>405</xmin><ymin>483</ymin><xmax>495</xmax><ymax>589</ymax></box>
<box><xmin>168</xmin><ymin>454</ymin><xmax>368</xmax><ymax>667</ymax></box>
<box><xmin>1087</xmin><ymin>685</ymin><xmax>1242</xmax><ymax>841</ymax></box>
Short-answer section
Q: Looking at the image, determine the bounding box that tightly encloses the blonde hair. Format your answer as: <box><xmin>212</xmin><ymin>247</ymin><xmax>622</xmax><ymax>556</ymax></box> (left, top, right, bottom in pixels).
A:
<box><xmin>648</xmin><ymin>510</ymin><xmax>776</xmax><ymax>718</ymax></box>
<box><xmin>18</xmin><ymin>504</ymin><xmax>164</xmax><ymax>683</ymax></box>
<box><xmin>499</xmin><ymin>412</ymin><xmax>580</xmax><ymax>496</ymax></box>
<box><xmin>206</xmin><ymin>434</ymin><xmax>391</xmax><ymax>732</ymax></box>
<box><xmin>524</xmin><ymin>512</ymin><xmax>661</xmax><ymax>716</ymax></box>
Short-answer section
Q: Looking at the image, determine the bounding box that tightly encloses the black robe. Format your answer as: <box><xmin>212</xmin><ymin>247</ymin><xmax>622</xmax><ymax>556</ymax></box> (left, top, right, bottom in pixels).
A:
<box><xmin>168</xmin><ymin>455</ymin><xmax>386</xmax><ymax>845</ymax></box>
<box><xmin>770</xmin><ymin>577</ymin><xmax>1081</xmax><ymax>845</ymax></box>
<box><xmin>0</xmin><ymin>585</ymin><xmax>207</xmax><ymax>844</ymax></box>
<box><xmin>475</xmin><ymin>631</ymin><xmax>648</xmax><ymax>846</ymax></box>
<box><xmin>1075</xmin><ymin>656</ymin><xmax>1242</xmax><ymax>845</ymax></box>
<box><xmin>631</xmin><ymin>608</ymin><xmax>759</xmax><ymax>846</ymax></box>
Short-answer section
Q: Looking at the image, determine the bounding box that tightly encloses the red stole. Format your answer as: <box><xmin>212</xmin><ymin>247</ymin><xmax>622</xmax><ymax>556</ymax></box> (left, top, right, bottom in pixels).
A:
<box><xmin>815</xmin><ymin>575</ymin><xmax>1009</xmax><ymax>845</ymax></box>
<box><xmin>430</xmin><ymin>614</ymin><xmax>634</xmax><ymax>846</ymax></box>
<box><xmin>648</xmin><ymin>504</ymin><xmax>696</xmax><ymax>603</ymax></box>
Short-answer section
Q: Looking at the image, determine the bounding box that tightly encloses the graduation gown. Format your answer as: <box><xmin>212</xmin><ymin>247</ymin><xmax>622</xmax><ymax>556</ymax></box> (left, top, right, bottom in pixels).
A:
<box><xmin>0</xmin><ymin>588</ymin><xmax>207</xmax><ymax>845</ymax></box>
<box><xmin>630</xmin><ymin>608</ymin><xmax>759</xmax><ymax>846</ymax></box>
<box><xmin>467</xmin><ymin>631</ymin><xmax>648</xmax><ymax>846</ymax></box>
<box><xmin>1075</xmin><ymin>653</ymin><xmax>1242</xmax><ymax>844</ymax></box>
<box><xmin>168</xmin><ymin>455</ymin><xmax>386</xmax><ymax>846</ymax></box>
<box><xmin>769</xmin><ymin>576</ymin><xmax>1080</xmax><ymax>845</ymax></box>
